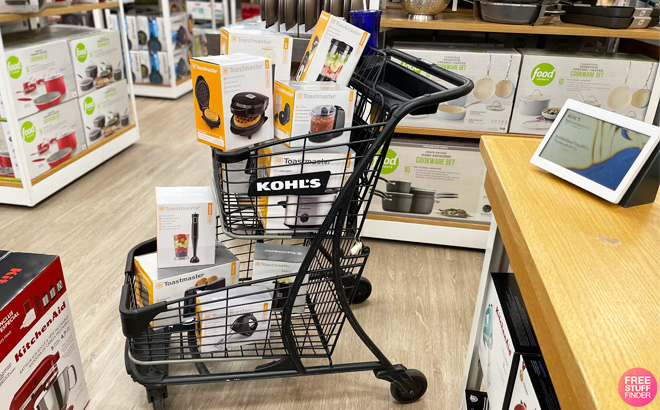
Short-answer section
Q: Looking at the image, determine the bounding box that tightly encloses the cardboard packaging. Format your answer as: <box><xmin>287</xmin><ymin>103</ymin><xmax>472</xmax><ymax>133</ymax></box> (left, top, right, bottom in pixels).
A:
<box><xmin>510</xmin><ymin>51</ymin><xmax>658</xmax><ymax>135</ymax></box>
<box><xmin>136</xmin><ymin>15</ymin><xmax>149</xmax><ymax>51</ymax></box>
<box><xmin>109</xmin><ymin>14</ymin><xmax>139</xmax><ymax>51</ymax></box>
<box><xmin>68</xmin><ymin>29</ymin><xmax>123</xmax><ymax>96</ymax></box>
<box><xmin>395</xmin><ymin>46</ymin><xmax>522</xmax><ymax>134</ymax></box>
<box><xmin>173</xmin><ymin>47</ymin><xmax>192</xmax><ymax>82</ymax></box>
<box><xmin>273</xmin><ymin>81</ymin><xmax>355</xmax><ymax>148</ymax></box>
<box><xmin>139</xmin><ymin>50</ymin><xmax>151</xmax><ymax>83</ymax></box>
<box><xmin>253</xmin><ymin>243</ymin><xmax>309</xmax><ymax>313</ymax></box>
<box><xmin>294</xmin><ymin>11</ymin><xmax>370</xmax><ymax>86</ymax></box>
<box><xmin>0</xmin><ymin>251</ymin><xmax>89</xmax><ymax>410</ymax></box>
<box><xmin>0</xmin><ymin>0</ymin><xmax>44</xmax><ymax>13</ymax></box>
<box><xmin>15</xmin><ymin>99</ymin><xmax>86</xmax><ymax>181</ymax></box>
<box><xmin>154</xmin><ymin>50</ymin><xmax>172</xmax><ymax>85</ymax></box>
<box><xmin>191</xmin><ymin>54</ymin><xmax>274</xmax><ymax>151</ymax></box>
<box><xmin>220</xmin><ymin>27</ymin><xmax>292</xmax><ymax>82</ymax></box>
<box><xmin>78</xmin><ymin>80</ymin><xmax>131</xmax><ymax>147</ymax></box>
<box><xmin>507</xmin><ymin>355</ymin><xmax>561</xmax><ymax>410</ymax></box>
<box><xmin>0</xmin><ymin>121</ymin><xmax>20</xmax><ymax>181</ymax></box>
<box><xmin>462</xmin><ymin>390</ymin><xmax>490</xmax><ymax>410</ymax></box>
<box><xmin>479</xmin><ymin>273</ymin><xmax>540</xmax><ymax>410</ymax></box>
<box><xmin>130</xmin><ymin>51</ymin><xmax>143</xmax><ymax>84</ymax></box>
<box><xmin>155</xmin><ymin>186</ymin><xmax>217</xmax><ymax>268</ymax></box>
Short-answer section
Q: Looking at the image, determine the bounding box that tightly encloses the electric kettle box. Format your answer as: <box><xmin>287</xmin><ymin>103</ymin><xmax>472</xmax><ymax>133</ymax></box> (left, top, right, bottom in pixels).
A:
<box><xmin>219</xmin><ymin>27</ymin><xmax>292</xmax><ymax>83</ymax></box>
<box><xmin>507</xmin><ymin>355</ymin><xmax>560</xmax><ymax>410</ymax></box>
<box><xmin>155</xmin><ymin>186</ymin><xmax>217</xmax><ymax>268</ymax></box>
<box><xmin>479</xmin><ymin>273</ymin><xmax>540</xmax><ymax>410</ymax></box>
<box><xmin>77</xmin><ymin>79</ymin><xmax>131</xmax><ymax>147</ymax></box>
<box><xmin>191</xmin><ymin>54</ymin><xmax>274</xmax><ymax>151</ymax></box>
<box><xmin>253</xmin><ymin>243</ymin><xmax>309</xmax><ymax>313</ymax></box>
<box><xmin>462</xmin><ymin>390</ymin><xmax>489</xmax><ymax>410</ymax></box>
<box><xmin>394</xmin><ymin>46</ymin><xmax>522</xmax><ymax>134</ymax></box>
<box><xmin>273</xmin><ymin>80</ymin><xmax>356</xmax><ymax>148</ymax></box>
<box><xmin>510</xmin><ymin>51</ymin><xmax>658</xmax><ymax>135</ymax></box>
<box><xmin>295</xmin><ymin>11</ymin><xmax>370</xmax><ymax>86</ymax></box>
<box><xmin>67</xmin><ymin>29</ymin><xmax>123</xmax><ymax>96</ymax></box>
<box><xmin>0</xmin><ymin>251</ymin><xmax>89</xmax><ymax>410</ymax></box>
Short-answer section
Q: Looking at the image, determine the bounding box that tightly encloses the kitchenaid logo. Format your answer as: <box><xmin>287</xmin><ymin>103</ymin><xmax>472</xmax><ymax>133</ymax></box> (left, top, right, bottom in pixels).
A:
<box><xmin>83</xmin><ymin>97</ymin><xmax>95</xmax><ymax>115</ymax></box>
<box><xmin>14</xmin><ymin>300</ymin><xmax>67</xmax><ymax>363</ymax></box>
<box><xmin>531</xmin><ymin>63</ymin><xmax>556</xmax><ymax>86</ymax></box>
<box><xmin>496</xmin><ymin>306</ymin><xmax>512</xmax><ymax>355</ymax></box>
<box><xmin>0</xmin><ymin>267</ymin><xmax>21</xmax><ymax>284</ymax></box>
<box><xmin>6</xmin><ymin>56</ymin><xmax>22</xmax><ymax>79</ymax></box>
<box><xmin>75</xmin><ymin>43</ymin><xmax>88</xmax><ymax>63</ymax></box>
<box><xmin>229</xmin><ymin>63</ymin><xmax>263</xmax><ymax>73</ymax></box>
<box><xmin>0</xmin><ymin>310</ymin><xmax>19</xmax><ymax>333</ymax></box>
<box><xmin>20</xmin><ymin>121</ymin><xmax>36</xmax><ymax>143</ymax></box>
<box><xmin>248</xmin><ymin>171</ymin><xmax>331</xmax><ymax>197</ymax></box>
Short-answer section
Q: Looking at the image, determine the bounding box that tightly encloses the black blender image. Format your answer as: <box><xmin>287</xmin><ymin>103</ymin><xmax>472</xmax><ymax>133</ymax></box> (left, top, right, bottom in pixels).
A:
<box><xmin>317</xmin><ymin>39</ymin><xmax>353</xmax><ymax>82</ymax></box>
<box><xmin>309</xmin><ymin>105</ymin><xmax>345</xmax><ymax>143</ymax></box>
<box><xmin>190</xmin><ymin>213</ymin><xmax>200</xmax><ymax>263</ymax></box>
<box><xmin>295</xmin><ymin>36</ymin><xmax>319</xmax><ymax>81</ymax></box>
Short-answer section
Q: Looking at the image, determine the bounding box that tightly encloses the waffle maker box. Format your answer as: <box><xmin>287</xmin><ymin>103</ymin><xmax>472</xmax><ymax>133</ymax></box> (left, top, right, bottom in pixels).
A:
<box><xmin>506</xmin><ymin>355</ymin><xmax>560</xmax><ymax>410</ymax></box>
<box><xmin>191</xmin><ymin>53</ymin><xmax>274</xmax><ymax>151</ymax></box>
<box><xmin>273</xmin><ymin>80</ymin><xmax>355</xmax><ymax>148</ymax></box>
<box><xmin>479</xmin><ymin>273</ymin><xmax>540</xmax><ymax>410</ymax></box>
<box><xmin>67</xmin><ymin>29</ymin><xmax>123</xmax><ymax>97</ymax></box>
<box><xmin>77</xmin><ymin>79</ymin><xmax>131</xmax><ymax>147</ymax></box>
<box><xmin>0</xmin><ymin>251</ymin><xmax>89</xmax><ymax>410</ymax></box>
<box><xmin>294</xmin><ymin>11</ymin><xmax>370</xmax><ymax>86</ymax></box>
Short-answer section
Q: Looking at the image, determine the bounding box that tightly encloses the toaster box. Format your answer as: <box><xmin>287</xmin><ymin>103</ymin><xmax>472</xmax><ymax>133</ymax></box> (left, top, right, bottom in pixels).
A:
<box><xmin>68</xmin><ymin>30</ymin><xmax>123</xmax><ymax>96</ymax></box>
<box><xmin>507</xmin><ymin>355</ymin><xmax>560</xmax><ymax>410</ymax></box>
<box><xmin>220</xmin><ymin>27</ymin><xmax>292</xmax><ymax>82</ymax></box>
<box><xmin>294</xmin><ymin>11</ymin><xmax>370</xmax><ymax>86</ymax></box>
<box><xmin>0</xmin><ymin>0</ymin><xmax>44</xmax><ymax>13</ymax></box>
<box><xmin>253</xmin><ymin>243</ymin><xmax>309</xmax><ymax>313</ymax></box>
<box><xmin>462</xmin><ymin>390</ymin><xmax>489</xmax><ymax>410</ymax></box>
<box><xmin>191</xmin><ymin>54</ymin><xmax>274</xmax><ymax>151</ymax></box>
<box><xmin>369</xmin><ymin>137</ymin><xmax>491</xmax><ymax>224</ymax></box>
<box><xmin>0</xmin><ymin>251</ymin><xmax>89</xmax><ymax>410</ymax></box>
<box><xmin>479</xmin><ymin>273</ymin><xmax>540</xmax><ymax>410</ymax></box>
<box><xmin>273</xmin><ymin>81</ymin><xmax>356</xmax><ymax>148</ymax></box>
<box><xmin>395</xmin><ymin>46</ymin><xmax>522</xmax><ymax>134</ymax></box>
<box><xmin>510</xmin><ymin>51</ymin><xmax>658</xmax><ymax>135</ymax></box>
<box><xmin>78</xmin><ymin>80</ymin><xmax>131</xmax><ymax>147</ymax></box>
<box><xmin>15</xmin><ymin>99</ymin><xmax>86</xmax><ymax>181</ymax></box>
<box><xmin>155</xmin><ymin>186</ymin><xmax>217</xmax><ymax>268</ymax></box>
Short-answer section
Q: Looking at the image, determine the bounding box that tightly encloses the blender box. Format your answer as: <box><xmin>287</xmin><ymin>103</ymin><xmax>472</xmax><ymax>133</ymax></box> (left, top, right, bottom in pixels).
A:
<box><xmin>394</xmin><ymin>46</ymin><xmax>522</xmax><ymax>134</ymax></box>
<box><xmin>507</xmin><ymin>355</ymin><xmax>560</xmax><ymax>410</ymax></box>
<box><xmin>253</xmin><ymin>243</ymin><xmax>309</xmax><ymax>313</ymax></box>
<box><xmin>273</xmin><ymin>80</ymin><xmax>356</xmax><ymax>148</ymax></box>
<box><xmin>155</xmin><ymin>186</ymin><xmax>216</xmax><ymax>268</ymax></box>
<box><xmin>15</xmin><ymin>99</ymin><xmax>86</xmax><ymax>181</ymax></box>
<box><xmin>219</xmin><ymin>27</ymin><xmax>292</xmax><ymax>82</ymax></box>
<box><xmin>462</xmin><ymin>390</ymin><xmax>489</xmax><ymax>410</ymax></box>
<box><xmin>479</xmin><ymin>273</ymin><xmax>540</xmax><ymax>410</ymax></box>
<box><xmin>510</xmin><ymin>51</ymin><xmax>658</xmax><ymax>135</ymax></box>
<box><xmin>78</xmin><ymin>80</ymin><xmax>131</xmax><ymax>147</ymax></box>
<box><xmin>0</xmin><ymin>251</ymin><xmax>89</xmax><ymax>410</ymax></box>
<box><xmin>67</xmin><ymin>29</ymin><xmax>123</xmax><ymax>96</ymax></box>
<box><xmin>191</xmin><ymin>54</ymin><xmax>274</xmax><ymax>151</ymax></box>
<box><xmin>294</xmin><ymin>11</ymin><xmax>370</xmax><ymax>86</ymax></box>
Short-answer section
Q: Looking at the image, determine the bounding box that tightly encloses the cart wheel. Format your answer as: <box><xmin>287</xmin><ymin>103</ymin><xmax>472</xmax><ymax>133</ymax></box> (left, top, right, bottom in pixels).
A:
<box><xmin>151</xmin><ymin>395</ymin><xmax>166</xmax><ymax>410</ymax></box>
<box><xmin>390</xmin><ymin>369</ymin><xmax>427</xmax><ymax>404</ymax></box>
<box><xmin>352</xmin><ymin>277</ymin><xmax>372</xmax><ymax>304</ymax></box>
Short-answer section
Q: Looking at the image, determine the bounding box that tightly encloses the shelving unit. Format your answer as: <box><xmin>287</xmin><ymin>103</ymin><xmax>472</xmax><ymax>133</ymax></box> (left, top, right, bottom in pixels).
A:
<box><xmin>0</xmin><ymin>2</ymin><xmax>119</xmax><ymax>23</ymax></box>
<box><xmin>396</xmin><ymin>126</ymin><xmax>540</xmax><ymax>139</ymax></box>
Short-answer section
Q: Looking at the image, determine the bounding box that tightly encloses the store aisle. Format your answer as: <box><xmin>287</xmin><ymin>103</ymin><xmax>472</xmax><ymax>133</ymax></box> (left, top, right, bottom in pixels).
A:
<box><xmin>0</xmin><ymin>95</ymin><xmax>484</xmax><ymax>410</ymax></box>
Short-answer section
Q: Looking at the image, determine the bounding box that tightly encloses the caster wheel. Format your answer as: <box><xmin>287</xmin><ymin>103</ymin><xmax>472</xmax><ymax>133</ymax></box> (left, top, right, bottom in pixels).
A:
<box><xmin>352</xmin><ymin>277</ymin><xmax>372</xmax><ymax>304</ymax></box>
<box><xmin>390</xmin><ymin>369</ymin><xmax>427</xmax><ymax>404</ymax></box>
<box><xmin>151</xmin><ymin>395</ymin><xmax>166</xmax><ymax>410</ymax></box>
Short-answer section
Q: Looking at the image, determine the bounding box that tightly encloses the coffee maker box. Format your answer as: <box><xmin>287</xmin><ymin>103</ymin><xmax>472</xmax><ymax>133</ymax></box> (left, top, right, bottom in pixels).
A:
<box><xmin>507</xmin><ymin>355</ymin><xmax>561</xmax><ymax>410</ymax></box>
<box><xmin>78</xmin><ymin>80</ymin><xmax>131</xmax><ymax>147</ymax></box>
<box><xmin>0</xmin><ymin>251</ymin><xmax>89</xmax><ymax>410</ymax></box>
<box><xmin>220</xmin><ymin>27</ymin><xmax>292</xmax><ymax>82</ymax></box>
<box><xmin>155</xmin><ymin>186</ymin><xmax>217</xmax><ymax>268</ymax></box>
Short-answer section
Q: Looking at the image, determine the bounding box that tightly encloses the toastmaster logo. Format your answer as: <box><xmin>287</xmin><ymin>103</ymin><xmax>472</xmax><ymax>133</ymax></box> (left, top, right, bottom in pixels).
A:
<box><xmin>223</xmin><ymin>68</ymin><xmax>229</xmax><ymax>74</ymax></box>
<box><xmin>231</xmin><ymin>36</ymin><xmax>237</xmax><ymax>42</ymax></box>
<box><xmin>156</xmin><ymin>283</ymin><xmax>164</xmax><ymax>289</ymax></box>
<box><xmin>158</xmin><ymin>206</ymin><xmax>165</xmax><ymax>211</ymax></box>
<box><xmin>265</xmin><ymin>61</ymin><xmax>270</xmax><ymax>69</ymax></box>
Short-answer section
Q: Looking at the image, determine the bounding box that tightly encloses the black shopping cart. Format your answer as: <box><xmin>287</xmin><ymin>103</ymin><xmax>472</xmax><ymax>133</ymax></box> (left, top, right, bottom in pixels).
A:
<box><xmin>119</xmin><ymin>48</ymin><xmax>472</xmax><ymax>410</ymax></box>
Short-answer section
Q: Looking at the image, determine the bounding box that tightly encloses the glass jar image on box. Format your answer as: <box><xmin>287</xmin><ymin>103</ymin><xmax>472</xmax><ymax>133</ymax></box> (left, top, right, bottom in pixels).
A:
<box><xmin>309</xmin><ymin>105</ymin><xmax>345</xmax><ymax>143</ymax></box>
<box><xmin>174</xmin><ymin>234</ymin><xmax>189</xmax><ymax>259</ymax></box>
<box><xmin>317</xmin><ymin>39</ymin><xmax>353</xmax><ymax>82</ymax></box>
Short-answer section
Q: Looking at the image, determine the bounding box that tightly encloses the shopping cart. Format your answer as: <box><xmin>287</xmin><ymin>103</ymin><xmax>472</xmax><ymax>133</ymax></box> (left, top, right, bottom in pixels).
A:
<box><xmin>120</xmin><ymin>48</ymin><xmax>472</xmax><ymax>410</ymax></box>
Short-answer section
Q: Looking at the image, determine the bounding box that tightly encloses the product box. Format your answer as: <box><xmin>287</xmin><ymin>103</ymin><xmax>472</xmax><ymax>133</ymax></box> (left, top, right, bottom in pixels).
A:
<box><xmin>171</xmin><ymin>12</ymin><xmax>193</xmax><ymax>50</ymax></box>
<box><xmin>15</xmin><ymin>99</ymin><xmax>86</xmax><ymax>181</ymax></box>
<box><xmin>370</xmin><ymin>137</ymin><xmax>491</xmax><ymax>224</ymax></box>
<box><xmin>0</xmin><ymin>122</ymin><xmax>20</xmax><ymax>181</ymax></box>
<box><xmin>129</xmin><ymin>51</ymin><xmax>142</xmax><ymax>83</ymax></box>
<box><xmin>108</xmin><ymin>14</ymin><xmax>138</xmax><ymax>51</ymax></box>
<box><xmin>136</xmin><ymin>15</ymin><xmax>149</xmax><ymax>51</ymax></box>
<box><xmin>155</xmin><ymin>186</ymin><xmax>217</xmax><ymax>268</ymax></box>
<box><xmin>273</xmin><ymin>81</ymin><xmax>355</xmax><ymax>148</ymax></box>
<box><xmin>0</xmin><ymin>0</ymin><xmax>44</xmax><ymax>13</ymax></box>
<box><xmin>253</xmin><ymin>243</ymin><xmax>309</xmax><ymax>313</ymax></box>
<box><xmin>220</xmin><ymin>27</ymin><xmax>292</xmax><ymax>82</ymax></box>
<box><xmin>68</xmin><ymin>30</ymin><xmax>123</xmax><ymax>96</ymax></box>
<box><xmin>510</xmin><ymin>51</ymin><xmax>658</xmax><ymax>135</ymax></box>
<box><xmin>173</xmin><ymin>47</ymin><xmax>191</xmax><ymax>82</ymax></box>
<box><xmin>395</xmin><ymin>46</ymin><xmax>522</xmax><ymax>134</ymax></box>
<box><xmin>154</xmin><ymin>50</ymin><xmax>172</xmax><ymax>85</ymax></box>
<box><xmin>462</xmin><ymin>390</ymin><xmax>490</xmax><ymax>410</ymax></box>
<box><xmin>294</xmin><ymin>11</ymin><xmax>370</xmax><ymax>86</ymax></box>
<box><xmin>139</xmin><ymin>50</ymin><xmax>151</xmax><ymax>83</ymax></box>
<box><xmin>0</xmin><ymin>251</ymin><xmax>89</xmax><ymax>410</ymax></box>
<box><xmin>78</xmin><ymin>80</ymin><xmax>131</xmax><ymax>147</ymax></box>
<box><xmin>507</xmin><ymin>355</ymin><xmax>560</xmax><ymax>410</ymax></box>
<box><xmin>191</xmin><ymin>54</ymin><xmax>274</xmax><ymax>151</ymax></box>
<box><xmin>479</xmin><ymin>273</ymin><xmax>540</xmax><ymax>410</ymax></box>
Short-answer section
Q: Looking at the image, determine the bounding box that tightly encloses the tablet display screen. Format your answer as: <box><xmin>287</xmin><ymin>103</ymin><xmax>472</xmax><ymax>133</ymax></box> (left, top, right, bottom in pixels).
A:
<box><xmin>539</xmin><ymin>109</ymin><xmax>650</xmax><ymax>191</ymax></box>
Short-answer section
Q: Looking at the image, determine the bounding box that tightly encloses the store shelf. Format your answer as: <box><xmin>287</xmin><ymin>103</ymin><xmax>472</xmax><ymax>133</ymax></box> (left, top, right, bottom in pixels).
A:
<box><xmin>0</xmin><ymin>1</ymin><xmax>119</xmax><ymax>23</ymax></box>
<box><xmin>133</xmin><ymin>76</ymin><xmax>192</xmax><ymax>99</ymax></box>
<box><xmin>380</xmin><ymin>9</ymin><xmax>660</xmax><ymax>40</ymax></box>
<box><xmin>367</xmin><ymin>213</ymin><xmax>490</xmax><ymax>230</ymax></box>
<box><xmin>395</xmin><ymin>126</ymin><xmax>542</xmax><ymax>139</ymax></box>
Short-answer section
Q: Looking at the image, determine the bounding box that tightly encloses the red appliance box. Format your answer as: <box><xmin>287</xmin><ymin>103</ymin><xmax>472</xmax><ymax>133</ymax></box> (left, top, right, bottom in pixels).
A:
<box><xmin>0</xmin><ymin>251</ymin><xmax>89</xmax><ymax>410</ymax></box>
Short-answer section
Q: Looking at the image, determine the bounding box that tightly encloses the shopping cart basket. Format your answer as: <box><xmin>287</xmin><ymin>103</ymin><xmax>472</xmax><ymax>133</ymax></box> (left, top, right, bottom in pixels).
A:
<box><xmin>120</xmin><ymin>48</ymin><xmax>473</xmax><ymax>410</ymax></box>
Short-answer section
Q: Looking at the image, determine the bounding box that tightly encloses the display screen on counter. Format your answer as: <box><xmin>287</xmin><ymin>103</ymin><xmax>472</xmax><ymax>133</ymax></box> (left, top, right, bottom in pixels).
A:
<box><xmin>539</xmin><ymin>109</ymin><xmax>650</xmax><ymax>191</ymax></box>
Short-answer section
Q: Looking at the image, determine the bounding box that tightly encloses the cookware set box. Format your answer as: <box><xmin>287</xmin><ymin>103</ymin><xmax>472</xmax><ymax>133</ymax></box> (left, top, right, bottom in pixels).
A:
<box><xmin>77</xmin><ymin>80</ymin><xmax>131</xmax><ymax>147</ymax></box>
<box><xmin>0</xmin><ymin>251</ymin><xmax>89</xmax><ymax>410</ymax></box>
<box><xmin>68</xmin><ymin>30</ymin><xmax>123</xmax><ymax>96</ymax></box>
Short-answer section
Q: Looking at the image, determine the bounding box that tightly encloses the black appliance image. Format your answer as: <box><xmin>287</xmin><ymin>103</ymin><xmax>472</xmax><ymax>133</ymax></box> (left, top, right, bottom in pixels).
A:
<box><xmin>230</xmin><ymin>92</ymin><xmax>269</xmax><ymax>138</ymax></box>
<box><xmin>195</xmin><ymin>76</ymin><xmax>220</xmax><ymax>129</ymax></box>
<box><xmin>295</xmin><ymin>36</ymin><xmax>319</xmax><ymax>81</ymax></box>
<box><xmin>276</xmin><ymin>102</ymin><xmax>291</xmax><ymax>125</ymax></box>
<box><xmin>214</xmin><ymin>313</ymin><xmax>259</xmax><ymax>348</ymax></box>
<box><xmin>190</xmin><ymin>213</ymin><xmax>199</xmax><ymax>263</ymax></box>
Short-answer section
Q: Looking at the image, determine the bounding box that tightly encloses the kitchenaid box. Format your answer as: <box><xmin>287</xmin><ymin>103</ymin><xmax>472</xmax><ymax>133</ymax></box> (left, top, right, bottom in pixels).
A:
<box><xmin>78</xmin><ymin>80</ymin><xmax>131</xmax><ymax>147</ymax></box>
<box><xmin>479</xmin><ymin>273</ymin><xmax>540</xmax><ymax>410</ymax></box>
<box><xmin>155</xmin><ymin>186</ymin><xmax>216</xmax><ymax>268</ymax></box>
<box><xmin>220</xmin><ymin>27</ymin><xmax>292</xmax><ymax>82</ymax></box>
<box><xmin>191</xmin><ymin>54</ymin><xmax>274</xmax><ymax>151</ymax></box>
<box><xmin>510</xmin><ymin>51</ymin><xmax>658</xmax><ymax>135</ymax></box>
<box><xmin>67</xmin><ymin>29</ymin><xmax>123</xmax><ymax>96</ymax></box>
<box><xmin>462</xmin><ymin>390</ymin><xmax>490</xmax><ymax>410</ymax></box>
<box><xmin>0</xmin><ymin>251</ymin><xmax>89</xmax><ymax>410</ymax></box>
<box><xmin>294</xmin><ymin>11</ymin><xmax>370</xmax><ymax>86</ymax></box>
<box><xmin>253</xmin><ymin>243</ymin><xmax>309</xmax><ymax>313</ymax></box>
<box><xmin>507</xmin><ymin>355</ymin><xmax>560</xmax><ymax>410</ymax></box>
<box><xmin>395</xmin><ymin>46</ymin><xmax>522</xmax><ymax>134</ymax></box>
<box><xmin>273</xmin><ymin>80</ymin><xmax>355</xmax><ymax>148</ymax></box>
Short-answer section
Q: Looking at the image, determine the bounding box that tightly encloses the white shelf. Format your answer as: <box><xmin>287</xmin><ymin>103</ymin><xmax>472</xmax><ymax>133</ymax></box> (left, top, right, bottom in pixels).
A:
<box><xmin>133</xmin><ymin>77</ymin><xmax>192</xmax><ymax>99</ymax></box>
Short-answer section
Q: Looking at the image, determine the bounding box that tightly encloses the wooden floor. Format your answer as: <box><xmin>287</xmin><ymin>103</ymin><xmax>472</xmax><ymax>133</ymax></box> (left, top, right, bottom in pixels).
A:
<box><xmin>0</xmin><ymin>94</ymin><xmax>484</xmax><ymax>410</ymax></box>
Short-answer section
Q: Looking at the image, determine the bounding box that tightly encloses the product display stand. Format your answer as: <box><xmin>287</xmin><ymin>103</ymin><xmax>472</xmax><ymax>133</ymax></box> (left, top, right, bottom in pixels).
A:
<box><xmin>0</xmin><ymin>2</ymin><xmax>141</xmax><ymax>206</ymax></box>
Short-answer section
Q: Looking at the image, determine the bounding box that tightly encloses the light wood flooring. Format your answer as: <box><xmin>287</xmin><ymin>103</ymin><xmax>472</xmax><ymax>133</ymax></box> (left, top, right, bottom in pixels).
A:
<box><xmin>0</xmin><ymin>94</ymin><xmax>484</xmax><ymax>410</ymax></box>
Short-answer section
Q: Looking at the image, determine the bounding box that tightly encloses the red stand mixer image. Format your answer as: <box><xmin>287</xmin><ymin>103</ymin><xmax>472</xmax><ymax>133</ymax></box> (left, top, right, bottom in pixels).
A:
<box><xmin>10</xmin><ymin>352</ymin><xmax>78</xmax><ymax>410</ymax></box>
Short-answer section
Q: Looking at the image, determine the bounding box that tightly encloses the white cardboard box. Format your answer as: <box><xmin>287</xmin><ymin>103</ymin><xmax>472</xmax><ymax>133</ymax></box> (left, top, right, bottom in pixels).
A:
<box><xmin>78</xmin><ymin>80</ymin><xmax>131</xmax><ymax>147</ymax></box>
<box><xmin>68</xmin><ymin>30</ymin><xmax>124</xmax><ymax>96</ymax></box>
<box><xmin>0</xmin><ymin>0</ymin><xmax>44</xmax><ymax>13</ymax></box>
<box><xmin>130</xmin><ymin>51</ymin><xmax>143</xmax><ymax>84</ymax></box>
<box><xmin>253</xmin><ymin>243</ymin><xmax>309</xmax><ymax>313</ymax></box>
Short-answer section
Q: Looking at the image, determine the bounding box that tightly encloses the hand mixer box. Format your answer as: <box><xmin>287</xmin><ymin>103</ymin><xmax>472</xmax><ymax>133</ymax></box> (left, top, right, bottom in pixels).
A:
<box><xmin>191</xmin><ymin>54</ymin><xmax>274</xmax><ymax>151</ymax></box>
<box><xmin>0</xmin><ymin>251</ymin><xmax>89</xmax><ymax>410</ymax></box>
<box><xmin>220</xmin><ymin>27</ymin><xmax>292</xmax><ymax>82</ymax></box>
